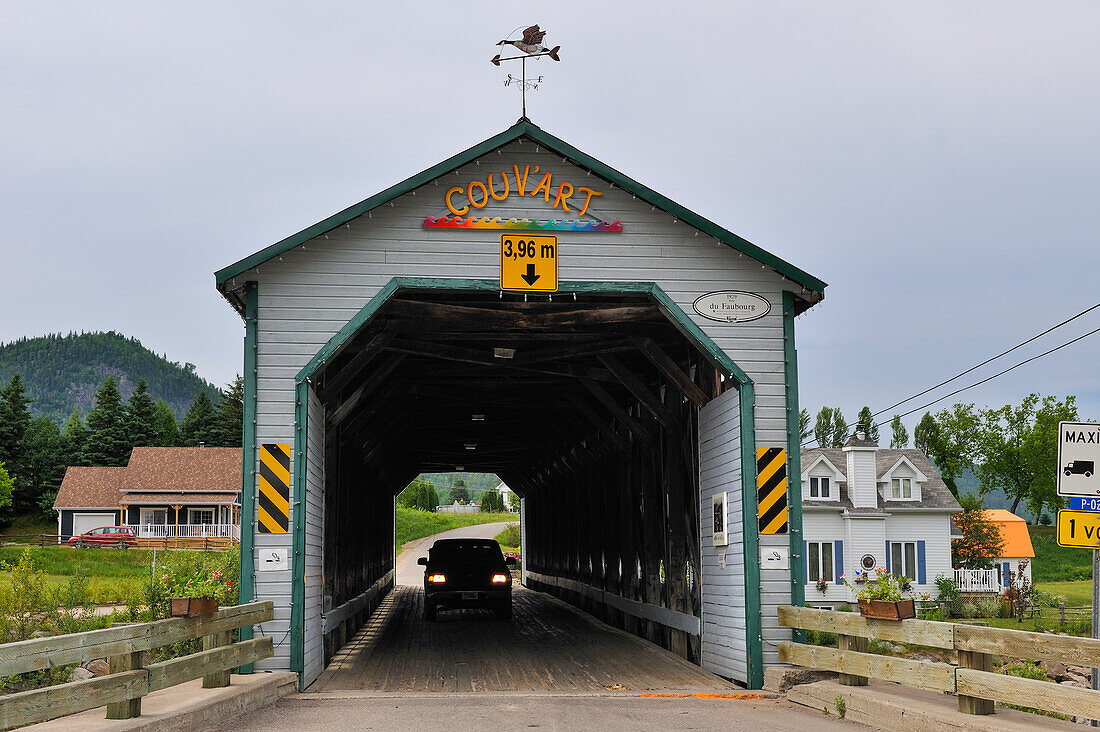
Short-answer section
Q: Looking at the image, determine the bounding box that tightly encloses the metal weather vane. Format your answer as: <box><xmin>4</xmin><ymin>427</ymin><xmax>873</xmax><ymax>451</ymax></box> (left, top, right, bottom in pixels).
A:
<box><xmin>490</xmin><ymin>24</ymin><xmax>561</xmax><ymax>119</ymax></box>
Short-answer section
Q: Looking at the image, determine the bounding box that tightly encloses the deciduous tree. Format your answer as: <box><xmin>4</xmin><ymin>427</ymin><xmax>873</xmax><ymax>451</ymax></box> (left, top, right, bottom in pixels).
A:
<box><xmin>154</xmin><ymin>399</ymin><xmax>179</xmax><ymax>446</ymax></box>
<box><xmin>890</xmin><ymin>415</ymin><xmax>909</xmax><ymax>449</ymax></box>
<box><xmin>856</xmin><ymin>406</ymin><xmax>879</xmax><ymax>443</ymax></box>
<box><xmin>952</xmin><ymin>493</ymin><xmax>1005</xmax><ymax>569</ymax></box>
<box><xmin>799</xmin><ymin>409</ymin><xmax>811</xmax><ymax>443</ymax></box>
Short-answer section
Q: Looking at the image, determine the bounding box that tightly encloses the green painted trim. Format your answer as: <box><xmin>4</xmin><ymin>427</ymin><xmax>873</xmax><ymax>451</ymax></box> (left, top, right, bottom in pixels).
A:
<box><xmin>782</xmin><ymin>291</ymin><xmax>806</xmax><ymax>642</ymax></box>
<box><xmin>290</xmin><ymin>380</ymin><xmax>308</xmax><ymax>689</ymax></box>
<box><xmin>215</xmin><ymin>120</ymin><xmax>826</xmax><ymax>302</ymax></box>
<box><xmin>238</xmin><ymin>283</ymin><xmax>258</xmax><ymax>672</ymax></box>
<box><xmin>739</xmin><ymin>383</ymin><xmax>763</xmax><ymax>689</ymax></box>
<box><xmin>296</xmin><ymin>277</ymin><xmax>751</xmax><ymax>387</ymax></box>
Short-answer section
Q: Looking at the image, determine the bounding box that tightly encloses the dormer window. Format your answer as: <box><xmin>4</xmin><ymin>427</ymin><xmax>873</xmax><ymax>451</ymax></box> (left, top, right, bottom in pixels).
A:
<box><xmin>891</xmin><ymin>477</ymin><xmax>913</xmax><ymax>499</ymax></box>
<box><xmin>810</xmin><ymin>477</ymin><xmax>831</xmax><ymax>499</ymax></box>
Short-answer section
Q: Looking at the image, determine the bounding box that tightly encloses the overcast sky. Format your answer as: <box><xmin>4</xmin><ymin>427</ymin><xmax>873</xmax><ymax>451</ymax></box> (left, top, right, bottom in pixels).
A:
<box><xmin>3</xmin><ymin>3</ymin><xmax>1099</xmax><ymax>434</ymax></box>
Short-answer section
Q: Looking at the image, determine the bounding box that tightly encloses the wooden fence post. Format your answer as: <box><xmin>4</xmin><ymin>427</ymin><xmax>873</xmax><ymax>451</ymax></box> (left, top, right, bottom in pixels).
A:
<box><xmin>957</xmin><ymin>649</ymin><xmax>995</xmax><ymax>714</ymax></box>
<box><xmin>837</xmin><ymin>634</ymin><xmax>868</xmax><ymax>686</ymax></box>
<box><xmin>1060</xmin><ymin>601</ymin><xmax>1066</xmax><ymax>624</ymax></box>
<box><xmin>202</xmin><ymin>630</ymin><xmax>233</xmax><ymax>688</ymax></box>
<box><xmin>105</xmin><ymin>650</ymin><xmax>144</xmax><ymax>719</ymax></box>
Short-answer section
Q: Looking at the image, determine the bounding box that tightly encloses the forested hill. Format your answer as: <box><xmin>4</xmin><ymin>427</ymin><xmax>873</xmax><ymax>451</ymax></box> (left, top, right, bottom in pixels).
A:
<box><xmin>0</xmin><ymin>332</ymin><xmax>220</xmax><ymax>422</ymax></box>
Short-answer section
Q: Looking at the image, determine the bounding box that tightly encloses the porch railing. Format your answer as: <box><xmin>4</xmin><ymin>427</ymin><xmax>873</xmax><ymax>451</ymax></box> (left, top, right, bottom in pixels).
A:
<box><xmin>127</xmin><ymin>523</ymin><xmax>240</xmax><ymax>540</ymax></box>
<box><xmin>953</xmin><ymin>568</ymin><xmax>1000</xmax><ymax>593</ymax></box>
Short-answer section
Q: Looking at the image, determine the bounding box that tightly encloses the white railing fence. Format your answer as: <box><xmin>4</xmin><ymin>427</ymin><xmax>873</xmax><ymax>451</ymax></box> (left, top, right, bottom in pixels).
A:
<box><xmin>127</xmin><ymin>523</ymin><xmax>240</xmax><ymax>540</ymax></box>
<box><xmin>953</xmin><ymin>568</ymin><xmax>1000</xmax><ymax>593</ymax></box>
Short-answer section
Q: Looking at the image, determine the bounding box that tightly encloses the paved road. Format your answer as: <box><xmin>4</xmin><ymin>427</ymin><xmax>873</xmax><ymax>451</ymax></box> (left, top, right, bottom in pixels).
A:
<box><xmin>212</xmin><ymin>693</ymin><xmax>859</xmax><ymax>731</ymax></box>
<box><xmin>396</xmin><ymin>521</ymin><xmax>518</xmax><ymax>586</ymax></box>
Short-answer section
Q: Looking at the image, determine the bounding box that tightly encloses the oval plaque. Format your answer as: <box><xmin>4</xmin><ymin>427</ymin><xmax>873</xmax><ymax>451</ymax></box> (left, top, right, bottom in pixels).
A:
<box><xmin>692</xmin><ymin>291</ymin><xmax>771</xmax><ymax>323</ymax></box>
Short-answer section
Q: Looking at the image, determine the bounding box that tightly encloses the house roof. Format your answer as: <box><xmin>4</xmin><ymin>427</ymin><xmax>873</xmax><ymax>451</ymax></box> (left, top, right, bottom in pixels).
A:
<box><xmin>54</xmin><ymin>467</ymin><xmax>126</xmax><ymax>509</ymax></box>
<box><xmin>122</xmin><ymin>447</ymin><xmax>241</xmax><ymax>494</ymax></box>
<box><xmin>53</xmin><ymin>447</ymin><xmax>242</xmax><ymax>511</ymax></box>
<box><xmin>983</xmin><ymin>509</ymin><xmax>1036</xmax><ymax>558</ymax></box>
<box><xmin>799</xmin><ymin>447</ymin><xmax>962</xmax><ymax>512</ymax></box>
<box><xmin>214</xmin><ymin>119</ymin><xmax>827</xmax><ymax>315</ymax></box>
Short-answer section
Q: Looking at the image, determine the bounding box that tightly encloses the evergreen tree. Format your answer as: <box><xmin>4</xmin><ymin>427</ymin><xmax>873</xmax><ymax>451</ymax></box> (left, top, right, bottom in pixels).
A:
<box><xmin>125</xmin><ymin>379</ymin><xmax>158</xmax><ymax>447</ymax></box>
<box><xmin>154</xmin><ymin>399</ymin><xmax>180</xmax><ymax>446</ymax></box>
<box><xmin>451</xmin><ymin>483</ymin><xmax>470</xmax><ymax>504</ymax></box>
<box><xmin>180</xmin><ymin>391</ymin><xmax>217</xmax><ymax>446</ymax></box>
<box><xmin>890</xmin><ymin>415</ymin><xmax>909</xmax><ymax>449</ymax></box>
<box><xmin>84</xmin><ymin>376</ymin><xmax>131</xmax><ymax>466</ymax></box>
<box><xmin>20</xmin><ymin>418</ymin><xmax>65</xmax><ymax>516</ymax></box>
<box><xmin>480</xmin><ymin>490</ymin><xmax>505</xmax><ymax>512</ymax></box>
<box><xmin>856</xmin><ymin>406</ymin><xmax>879</xmax><ymax>443</ymax></box>
<box><xmin>0</xmin><ymin>374</ymin><xmax>32</xmax><ymax>494</ymax></box>
<box><xmin>798</xmin><ymin>409</ymin><xmax>811</xmax><ymax>443</ymax></box>
<box><xmin>61</xmin><ymin>410</ymin><xmax>89</xmax><ymax>467</ymax></box>
<box><xmin>213</xmin><ymin>375</ymin><xmax>244</xmax><ymax>447</ymax></box>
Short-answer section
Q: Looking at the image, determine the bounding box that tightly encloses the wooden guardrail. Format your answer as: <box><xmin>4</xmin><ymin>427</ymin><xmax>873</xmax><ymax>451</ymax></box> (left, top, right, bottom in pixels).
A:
<box><xmin>0</xmin><ymin>600</ymin><xmax>274</xmax><ymax>729</ymax></box>
<box><xmin>778</xmin><ymin>605</ymin><xmax>1100</xmax><ymax>719</ymax></box>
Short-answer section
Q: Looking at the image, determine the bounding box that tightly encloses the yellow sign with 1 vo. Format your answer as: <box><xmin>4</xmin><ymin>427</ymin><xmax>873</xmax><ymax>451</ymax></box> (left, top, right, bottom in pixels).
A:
<box><xmin>1056</xmin><ymin>509</ymin><xmax>1100</xmax><ymax>548</ymax></box>
<box><xmin>500</xmin><ymin>233</ymin><xmax>558</xmax><ymax>292</ymax></box>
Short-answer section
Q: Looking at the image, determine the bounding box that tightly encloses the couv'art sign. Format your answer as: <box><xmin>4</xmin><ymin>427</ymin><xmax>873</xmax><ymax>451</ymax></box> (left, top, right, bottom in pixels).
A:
<box><xmin>423</xmin><ymin>163</ymin><xmax>622</xmax><ymax>232</ymax></box>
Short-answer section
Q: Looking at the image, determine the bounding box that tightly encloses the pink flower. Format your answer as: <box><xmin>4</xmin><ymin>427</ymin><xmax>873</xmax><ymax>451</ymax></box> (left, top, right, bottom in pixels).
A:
<box><xmin>187</xmin><ymin>579</ymin><xmax>193</xmax><ymax>584</ymax></box>
<box><xmin>161</xmin><ymin>574</ymin><xmax>168</xmax><ymax>580</ymax></box>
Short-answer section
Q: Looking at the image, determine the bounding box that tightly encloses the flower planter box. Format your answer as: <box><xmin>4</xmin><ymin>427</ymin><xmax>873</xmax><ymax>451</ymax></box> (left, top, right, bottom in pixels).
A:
<box><xmin>858</xmin><ymin>598</ymin><xmax>915</xmax><ymax>620</ymax></box>
<box><xmin>170</xmin><ymin>597</ymin><xmax>219</xmax><ymax>617</ymax></box>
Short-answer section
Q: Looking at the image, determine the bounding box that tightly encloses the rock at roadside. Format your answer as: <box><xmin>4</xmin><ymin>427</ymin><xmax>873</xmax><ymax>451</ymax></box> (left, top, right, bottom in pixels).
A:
<box><xmin>86</xmin><ymin>659</ymin><xmax>110</xmax><ymax>676</ymax></box>
<box><xmin>70</xmin><ymin>667</ymin><xmax>95</xmax><ymax>682</ymax></box>
<box><xmin>1044</xmin><ymin>661</ymin><xmax>1068</xmax><ymax>681</ymax></box>
<box><xmin>1067</xmin><ymin>665</ymin><xmax>1092</xmax><ymax>680</ymax></box>
<box><xmin>763</xmin><ymin>666</ymin><xmax>838</xmax><ymax>693</ymax></box>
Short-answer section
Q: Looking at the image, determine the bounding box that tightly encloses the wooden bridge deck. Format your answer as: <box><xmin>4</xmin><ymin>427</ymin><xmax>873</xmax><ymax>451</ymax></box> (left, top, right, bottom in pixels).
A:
<box><xmin>312</xmin><ymin>586</ymin><xmax>736</xmax><ymax>693</ymax></box>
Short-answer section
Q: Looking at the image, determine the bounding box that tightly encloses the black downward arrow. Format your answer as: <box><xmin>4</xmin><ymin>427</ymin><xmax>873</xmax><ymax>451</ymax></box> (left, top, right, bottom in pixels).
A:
<box><xmin>521</xmin><ymin>263</ymin><xmax>541</xmax><ymax>286</ymax></box>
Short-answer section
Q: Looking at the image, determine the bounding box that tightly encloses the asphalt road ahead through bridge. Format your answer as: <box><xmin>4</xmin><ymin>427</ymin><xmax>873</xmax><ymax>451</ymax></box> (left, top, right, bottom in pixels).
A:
<box><xmin>215</xmin><ymin>522</ymin><xmax>854</xmax><ymax>729</ymax></box>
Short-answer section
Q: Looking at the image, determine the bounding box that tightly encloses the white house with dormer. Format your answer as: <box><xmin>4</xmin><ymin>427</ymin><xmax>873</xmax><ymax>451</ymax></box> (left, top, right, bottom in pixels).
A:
<box><xmin>800</xmin><ymin>432</ymin><xmax>962</xmax><ymax>607</ymax></box>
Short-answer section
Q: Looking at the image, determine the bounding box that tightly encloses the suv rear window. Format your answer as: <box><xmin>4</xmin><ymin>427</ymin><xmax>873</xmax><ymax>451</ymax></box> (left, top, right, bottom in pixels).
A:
<box><xmin>429</xmin><ymin>541</ymin><xmax>503</xmax><ymax>562</ymax></box>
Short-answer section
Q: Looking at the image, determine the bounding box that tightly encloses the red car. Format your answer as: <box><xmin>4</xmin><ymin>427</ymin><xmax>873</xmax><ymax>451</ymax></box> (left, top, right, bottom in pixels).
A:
<box><xmin>68</xmin><ymin>526</ymin><xmax>137</xmax><ymax>549</ymax></box>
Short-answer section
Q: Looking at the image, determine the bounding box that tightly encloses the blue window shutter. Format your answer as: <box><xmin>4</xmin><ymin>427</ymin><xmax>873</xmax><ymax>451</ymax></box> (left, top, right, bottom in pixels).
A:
<box><xmin>803</xmin><ymin>541</ymin><xmax>809</xmax><ymax>586</ymax></box>
<box><xmin>885</xmin><ymin>541</ymin><xmax>891</xmax><ymax>571</ymax></box>
<box><xmin>1002</xmin><ymin>562</ymin><xmax>1011</xmax><ymax>587</ymax></box>
<box><xmin>834</xmin><ymin>540</ymin><xmax>844</xmax><ymax>584</ymax></box>
<box><xmin>916</xmin><ymin>541</ymin><xmax>926</xmax><ymax>584</ymax></box>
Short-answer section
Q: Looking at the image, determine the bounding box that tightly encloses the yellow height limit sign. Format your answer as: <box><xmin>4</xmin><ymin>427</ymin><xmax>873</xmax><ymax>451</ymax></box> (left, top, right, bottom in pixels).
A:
<box><xmin>1056</xmin><ymin>509</ymin><xmax>1100</xmax><ymax>548</ymax></box>
<box><xmin>500</xmin><ymin>233</ymin><xmax>557</xmax><ymax>292</ymax></box>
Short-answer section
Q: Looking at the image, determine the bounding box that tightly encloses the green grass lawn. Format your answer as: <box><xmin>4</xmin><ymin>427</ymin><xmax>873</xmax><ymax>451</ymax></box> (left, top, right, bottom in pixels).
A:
<box><xmin>1030</xmin><ymin>525</ymin><xmax>1092</xmax><ymax>582</ymax></box>
<box><xmin>394</xmin><ymin>508</ymin><xmax>517</xmax><ymax>552</ymax></box>
<box><xmin>0</xmin><ymin>545</ymin><xmax>159</xmax><ymax>605</ymax></box>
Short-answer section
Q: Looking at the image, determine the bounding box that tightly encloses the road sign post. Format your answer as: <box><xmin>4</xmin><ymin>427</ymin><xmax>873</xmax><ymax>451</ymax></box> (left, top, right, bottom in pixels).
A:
<box><xmin>1057</xmin><ymin>422</ymin><xmax>1100</xmax><ymax>722</ymax></box>
<box><xmin>500</xmin><ymin>233</ymin><xmax>558</xmax><ymax>292</ymax></box>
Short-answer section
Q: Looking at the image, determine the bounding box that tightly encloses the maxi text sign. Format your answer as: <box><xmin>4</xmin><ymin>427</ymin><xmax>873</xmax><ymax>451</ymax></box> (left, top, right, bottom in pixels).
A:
<box><xmin>1057</xmin><ymin>421</ymin><xmax>1100</xmax><ymax>497</ymax></box>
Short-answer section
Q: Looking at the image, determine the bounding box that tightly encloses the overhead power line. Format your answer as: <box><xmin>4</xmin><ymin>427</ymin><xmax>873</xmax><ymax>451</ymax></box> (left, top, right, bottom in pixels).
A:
<box><xmin>800</xmin><ymin>304</ymin><xmax>1100</xmax><ymax>449</ymax></box>
<box><xmin>870</xmin><ymin>301</ymin><xmax>1100</xmax><ymax>420</ymax></box>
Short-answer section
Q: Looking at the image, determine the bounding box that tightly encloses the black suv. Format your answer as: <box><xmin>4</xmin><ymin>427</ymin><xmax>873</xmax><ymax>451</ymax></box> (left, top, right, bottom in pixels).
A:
<box><xmin>418</xmin><ymin>538</ymin><xmax>513</xmax><ymax>621</ymax></box>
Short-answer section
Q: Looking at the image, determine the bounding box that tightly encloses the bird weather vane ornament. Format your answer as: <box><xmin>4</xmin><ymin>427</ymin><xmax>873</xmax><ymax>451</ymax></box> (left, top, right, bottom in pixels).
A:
<box><xmin>491</xmin><ymin>25</ymin><xmax>560</xmax><ymax>119</ymax></box>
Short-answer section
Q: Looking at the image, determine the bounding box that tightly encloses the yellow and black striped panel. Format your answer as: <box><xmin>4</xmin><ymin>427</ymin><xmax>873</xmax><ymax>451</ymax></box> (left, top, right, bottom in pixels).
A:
<box><xmin>757</xmin><ymin>446</ymin><xmax>788</xmax><ymax>535</ymax></box>
<box><xmin>257</xmin><ymin>443</ymin><xmax>291</xmax><ymax>534</ymax></box>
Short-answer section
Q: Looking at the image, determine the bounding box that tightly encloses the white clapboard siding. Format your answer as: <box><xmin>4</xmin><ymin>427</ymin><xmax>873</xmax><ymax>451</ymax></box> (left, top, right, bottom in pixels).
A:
<box><xmin>698</xmin><ymin>388</ymin><xmax>747</xmax><ymax>682</ymax></box>
<box><xmin>245</xmin><ymin>139</ymin><xmax>798</xmax><ymax>680</ymax></box>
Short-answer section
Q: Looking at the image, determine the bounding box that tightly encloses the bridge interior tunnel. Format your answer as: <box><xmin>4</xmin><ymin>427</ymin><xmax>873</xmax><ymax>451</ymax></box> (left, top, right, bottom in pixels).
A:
<box><xmin>311</xmin><ymin>288</ymin><xmax>736</xmax><ymax>668</ymax></box>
